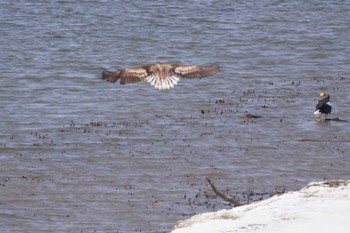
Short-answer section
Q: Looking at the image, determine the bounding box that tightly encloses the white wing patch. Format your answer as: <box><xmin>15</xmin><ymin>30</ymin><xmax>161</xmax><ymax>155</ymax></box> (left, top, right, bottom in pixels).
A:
<box><xmin>146</xmin><ymin>75</ymin><xmax>180</xmax><ymax>90</ymax></box>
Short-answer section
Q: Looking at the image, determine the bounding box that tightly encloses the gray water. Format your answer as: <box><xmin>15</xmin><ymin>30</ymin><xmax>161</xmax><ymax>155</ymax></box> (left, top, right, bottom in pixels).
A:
<box><xmin>1</xmin><ymin>1</ymin><xmax>350</xmax><ymax>232</ymax></box>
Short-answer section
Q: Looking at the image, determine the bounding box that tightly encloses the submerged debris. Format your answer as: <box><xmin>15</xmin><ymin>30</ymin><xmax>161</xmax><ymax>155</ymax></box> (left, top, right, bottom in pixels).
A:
<box><xmin>243</xmin><ymin>111</ymin><xmax>262</xmax><ymax>119</ymax></box>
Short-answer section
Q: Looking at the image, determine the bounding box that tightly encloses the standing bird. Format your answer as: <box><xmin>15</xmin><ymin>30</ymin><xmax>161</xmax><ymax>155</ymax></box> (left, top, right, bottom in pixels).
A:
<box><xmin>314</xmin><ymin>92</ymin><xmax>332</xmax><ymax>122</ymax></box>
<box><xmin>101</xmin><ymin>62</ymin><xmax>219</xmax><ymax>90</ymax></box>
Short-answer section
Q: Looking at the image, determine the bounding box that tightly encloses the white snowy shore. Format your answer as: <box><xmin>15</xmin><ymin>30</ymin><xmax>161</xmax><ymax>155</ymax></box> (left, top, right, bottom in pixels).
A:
<box><xmin>171</xmin><ymin>180</ymin><xmax>350</xmax><ymax>233</ymax></box>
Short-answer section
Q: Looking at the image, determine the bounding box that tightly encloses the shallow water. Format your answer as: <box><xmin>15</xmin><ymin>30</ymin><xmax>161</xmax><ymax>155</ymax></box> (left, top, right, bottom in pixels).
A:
<box><xmin>1</xmin><ymin>1</ymin><xmax>350</xmax><ymax>232</ymax></box>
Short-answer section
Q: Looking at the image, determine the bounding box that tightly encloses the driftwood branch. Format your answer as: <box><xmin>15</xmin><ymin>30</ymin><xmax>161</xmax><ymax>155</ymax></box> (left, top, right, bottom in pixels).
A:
<box><xmin>205</xmin><ymin>177</ymin><xmax>242</xmax><ymax>207</ymax></box>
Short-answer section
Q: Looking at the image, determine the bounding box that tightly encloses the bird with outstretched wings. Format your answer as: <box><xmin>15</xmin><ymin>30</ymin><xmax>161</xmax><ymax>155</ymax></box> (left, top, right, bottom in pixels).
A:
<box><xmin>102</xmin><ymin>62</ymin><xmax>219</xmax><ymax>90</ymax></box>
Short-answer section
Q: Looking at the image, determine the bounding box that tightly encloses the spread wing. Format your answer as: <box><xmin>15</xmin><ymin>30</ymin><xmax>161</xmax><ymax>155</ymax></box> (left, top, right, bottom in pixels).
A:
<box><xmin>102</xmin><ymin>67</ymin><xmax>148</xmax><ymax>84</ymax></box>
<box><xmin>173</xmin><ymin>64</ymin><xmax>219</xmax><ymax>79</ymax></box>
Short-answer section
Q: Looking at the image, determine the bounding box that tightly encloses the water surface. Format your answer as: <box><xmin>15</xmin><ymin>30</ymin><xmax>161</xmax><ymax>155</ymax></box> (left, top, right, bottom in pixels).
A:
<box><xmin>1</xmin><ymin>1</ymin><xmax>350</xmax><ymax>232</ymax></box>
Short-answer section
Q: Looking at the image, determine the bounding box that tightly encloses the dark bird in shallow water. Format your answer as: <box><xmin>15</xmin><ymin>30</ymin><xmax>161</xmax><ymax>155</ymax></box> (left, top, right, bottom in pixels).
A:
<box><xmin>314</xmin><ymin>92</ymin><xmax>332</xmax><ymax>122</ymax></box>
<box><xmin>102</xmin><ymin>62</ymin><xmax>219</xmax><ymax>90</ymax></box>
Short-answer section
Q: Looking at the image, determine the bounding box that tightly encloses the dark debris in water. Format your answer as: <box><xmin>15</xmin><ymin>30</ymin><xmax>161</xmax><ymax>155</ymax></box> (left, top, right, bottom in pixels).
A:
<box><xmin>215</xmin><ymin>99</ymin><xmax>225</xmax><ymax>104</ymax></box>
<box><xmin>182</xmin><ymin>185</ymin><xmax>287</xmax><ymax>211</ymax></box>
<box><xmin>243</xmin><ymin>111</ymin><xmax>262</xmax><ymax>119</ymax></box>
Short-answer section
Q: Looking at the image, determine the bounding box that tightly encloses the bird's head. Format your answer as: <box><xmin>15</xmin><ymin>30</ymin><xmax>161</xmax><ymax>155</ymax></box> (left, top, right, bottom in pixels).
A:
<box><xmin>320</xmin><ymin>92</ymin><xmax>328</xmax><ymax>97</ymax></box>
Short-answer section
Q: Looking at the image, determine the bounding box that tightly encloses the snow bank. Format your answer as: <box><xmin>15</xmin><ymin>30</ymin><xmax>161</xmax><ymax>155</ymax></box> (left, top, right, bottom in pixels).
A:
<box><xmin>171</xmin><ymin>180</ymin><xmax>349</xmax><ymax>233</ymax></box>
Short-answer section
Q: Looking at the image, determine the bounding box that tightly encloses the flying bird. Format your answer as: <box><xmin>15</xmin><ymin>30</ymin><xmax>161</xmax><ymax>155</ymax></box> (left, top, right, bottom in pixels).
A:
<box><xmin>314</xmin><ymin>92</ymin><xmax>332</xmax><ymax>122</ymax></box>
<box><xmin>101</xmin><ymin>62</ymin><xmax>219</xmax><ymax>90</ymax></box>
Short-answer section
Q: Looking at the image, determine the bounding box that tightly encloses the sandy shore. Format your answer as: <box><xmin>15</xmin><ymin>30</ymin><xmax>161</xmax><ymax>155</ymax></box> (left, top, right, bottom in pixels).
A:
<box><xmin>171</xmin><ymin>180</ymin><xmax>349</xmax><ymax>233</ymax></box>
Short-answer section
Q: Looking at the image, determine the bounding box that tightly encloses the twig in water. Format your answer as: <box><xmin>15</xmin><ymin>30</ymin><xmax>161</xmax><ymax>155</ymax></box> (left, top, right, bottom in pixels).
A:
<box><xmin>205</xmin><ymin>177</ymin><xmax>242</xmax><ymax>207</ymax></box>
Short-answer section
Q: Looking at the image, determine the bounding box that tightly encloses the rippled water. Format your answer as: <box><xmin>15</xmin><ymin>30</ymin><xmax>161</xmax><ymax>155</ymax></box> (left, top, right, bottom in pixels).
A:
<box><xmin>1</xmin><ymin>1</ymin><xmax>350</xmax><ymax>232</ymax></box>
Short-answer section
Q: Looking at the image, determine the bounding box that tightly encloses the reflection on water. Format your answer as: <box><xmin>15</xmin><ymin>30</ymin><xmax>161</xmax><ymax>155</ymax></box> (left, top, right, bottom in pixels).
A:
<box><xmin>1</xmin><ymin>1</ymin><xmax>350</xmax><ymax>232</ymax></box>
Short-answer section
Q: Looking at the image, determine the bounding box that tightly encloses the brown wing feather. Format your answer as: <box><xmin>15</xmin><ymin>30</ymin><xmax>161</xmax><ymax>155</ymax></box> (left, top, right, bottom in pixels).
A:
<box><xmin>102</xmin><ymin>70</ymin><xmax>121</xmax><ymax>83</ymax></box>
<box><xmin>119</xmin><ymin>67</ymin><xmax>148</xmax><ymax>84</ymax></box>
<box><xmin>174</xmin><ymin>64</ymin><xmax>219</xmax><ymax>79</ymax></box>
<box><xmin>102</xmin><ymin>67</ymin><xmax>148</xmax><ymax>84</ymax></box>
